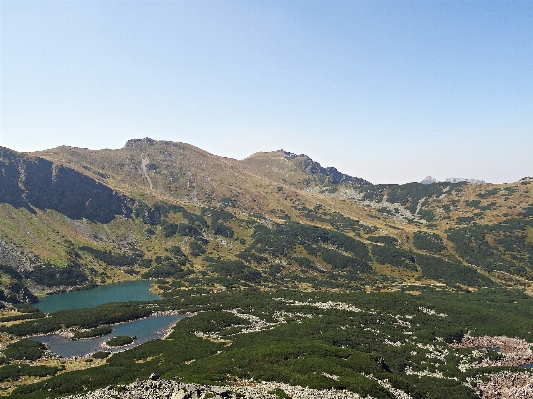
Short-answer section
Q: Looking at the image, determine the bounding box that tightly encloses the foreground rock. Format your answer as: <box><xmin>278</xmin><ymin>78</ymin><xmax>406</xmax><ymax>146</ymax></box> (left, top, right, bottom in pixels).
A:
<box><xmin>451</xmin><ymin>335</ymin><xmax>533</xmax><ymax>368</ymax></box>
<box><xmin>64</xmin><ymin>378</ymin><xmax>368</xmax><ymax>399</ymax></box>
<box><xmin>476</xmin><ymin>371</ymin><xmax>533</xmax><ymax>399</ymax></box>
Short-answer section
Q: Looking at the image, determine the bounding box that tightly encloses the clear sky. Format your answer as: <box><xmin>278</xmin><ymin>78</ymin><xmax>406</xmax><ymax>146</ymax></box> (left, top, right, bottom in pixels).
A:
<box><xmin>1</xmin><ymin>1</ymin><xmax>531</xmax><ymax>184</ymax></box>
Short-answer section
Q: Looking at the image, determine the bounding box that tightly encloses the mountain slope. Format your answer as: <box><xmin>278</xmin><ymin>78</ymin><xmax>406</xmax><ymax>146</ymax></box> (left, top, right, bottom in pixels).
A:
<box><xmin>0</xmin><ymin>138</ymin><xmax>531</xmax><ymax>305</ymax></box>
<box><xmin>1</xmin><ymin>138</ymin><xmax>533</xmax><ymax>399</ymax></box>
<box><xmin>34</xmin><ymin>139</ymin><xmax>307</xmax><ymax>214</ymax></box>
<box><xmin>0</xmin><ymin>147</ymin><xmax>131</xmax><ymax>224</ymax></box>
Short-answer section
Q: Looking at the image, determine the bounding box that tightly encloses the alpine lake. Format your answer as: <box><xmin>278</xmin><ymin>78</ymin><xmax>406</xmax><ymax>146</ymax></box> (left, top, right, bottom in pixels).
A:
<box><xmin>31</xmin><ymin>280</ymin><xmax>184</xmax><ymax>358</ymax></box>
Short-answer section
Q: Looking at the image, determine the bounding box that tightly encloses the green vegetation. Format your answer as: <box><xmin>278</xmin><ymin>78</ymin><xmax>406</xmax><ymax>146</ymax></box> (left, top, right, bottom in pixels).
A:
<box><xmin>189</xmin><ymin>241</ymin><xmax>206</xmax><ymax>257</ymax></box>
<box><xmin>193</xmin><ymin>206</ymin><xmax>237</xmax><ymax>238</ymax></box>
<box><xmin>213</xmin><ymin>222</ymin><xmax>234</xmax><ymax>238</ymax></box>
<box><xmin>359</xmin><ymin>182</ymin><xmax>461</xmax><ymax>214</ymax></box>
<box><xmin>3</xmin><ymin>339</ymin><xmax>46</xmax><ymax>361</ymax></box>
<box><xmin>79</xmin><ymin>246</ymin><xmax>142</xmax><ymax>267</ymax></box>
<box><xmin>292</xmin><ymin>206</ymin><xmax>377</xmax><ymax>234</ymax></box>
<box><xmin>476</xmin><ymin>188</ymin><xmax>501</xmax><ymax>199</ymax></box>
<box><xmin>0</xmin><ymin>364</ymin><xmax>59</xmax><ymax>382</ymax></box>
<box><xmin>519</xmin><ymin>203</ymin><xmax>533</xmax><ymax>217</ymax></box>
<box><xmin>318</xmin><ymin>247</ymin><xmax>371</xmax><ymax>272</ymax></box>
<box><xmin>0</xmin><ymin>311</ymin><xmax>44</xmax><ymax>323</ymax></box>
<box><xmin>367</xmin><ymin>235</ymin><xmax>399</xmax><ymax>245</ymax></box>
<box><xmin>236</xmin><ymin>251</ymin><xmax>268</xmax><ymax>265</ymax></box>
<box><xmin>72</xmin><ymin>326</ymin><xmax>113</xmax><ymax>340</ymax></box>
<box><xmin>417</xmin><ymin>254</ymin><xmax>494</xmax><ymax>286</ymax></box>
<box><xmin>268</xmin><ymin>388</ymin><xmax>290</xmax><ymax>399</ymax></box>
<box><xmin>28</xmin><ymin>264</ymin><xmax>88</xmax><ymax>287</ymax></box>
<box><xmin>4</xmin><ymin>141</ymin><xmax>533</xmax><ymax>398</ymax></box>
<box><xmin>0</xmin><ymin>302</ymin><xmax>151</xmax><ymax>336</ymax></box>
<box><xmin>413</xmin><ymin>231</ymin><xmax>446</xmax><ymax>253</ymax></box>
<box><xmin>9</xmin><ymin>288</ymin><xmax>533</xmax><ymax>399</ymax></box>
<box><xmin>448</xmin><ymin>218</ymin><xmax>533</xmax><ymax>274</ymax></box>
<box><xmin>169</xmin><ymin>245</ymin><xmax>186</xmax><ymax>258</ymax></box>
<box><xmin>371</xmin><ymin>245</ymin><xmax>417</xmax><ymax>271</ymax></box>
<box><xmin>141</xmin><ymin>263</ymin><xmax>190</xmax><ymax>279</ymax></box>
<box><xmin>161</xmin><ymin>222</ymin><xmax>179</xmax><ymax>237</ymax></box>
<box><xmin>246</xmin><ymin>221</ymin><xmax>370</xmax><ymax>261</ymax></box>
<box><xmin>92</xmin><ymin>351</ymin><xmax>111</xmax><ymax>359</ymax></box>
<box><xmin>106</xmin><ymin>335</ymin><xmax>135</xmax><ymax>347</ymax></box>
<box><xmin>205</xmin><ymin>258</ymin><xmax>263</xmax><ymax>283</ymax></box>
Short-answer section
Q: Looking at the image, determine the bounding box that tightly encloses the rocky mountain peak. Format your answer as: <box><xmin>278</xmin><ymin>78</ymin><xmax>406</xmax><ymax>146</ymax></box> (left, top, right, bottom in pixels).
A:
<box><xmin>124</xmin><ymin>137</ymin><xmax>156</xmax><ymax>149</ymax></box>
<box><xmin>278</xmin><ymin>149</ymin><xmax>306</xmax><ymax>160</ymax></box>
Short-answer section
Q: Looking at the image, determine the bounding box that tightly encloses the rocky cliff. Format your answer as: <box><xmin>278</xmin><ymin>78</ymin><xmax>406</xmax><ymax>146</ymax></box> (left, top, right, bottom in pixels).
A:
<box><xmin>0</xmin><ymin>147</ymin><xmax>132</xmax><ymax>224</ymax></box>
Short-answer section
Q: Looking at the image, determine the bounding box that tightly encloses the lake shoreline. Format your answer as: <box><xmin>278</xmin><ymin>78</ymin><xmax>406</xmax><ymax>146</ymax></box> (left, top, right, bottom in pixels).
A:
<box><xmin>32</xmin><ymin>312</ymin><xmax>192</xmax><ymax>359</ymax></box>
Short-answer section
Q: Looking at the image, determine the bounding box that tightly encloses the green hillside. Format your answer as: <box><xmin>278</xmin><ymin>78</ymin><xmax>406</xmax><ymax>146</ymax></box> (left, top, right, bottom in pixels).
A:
<box><xmin>1</xmin><ymin>139</ymin><xmax>533</xmax><ymax>397</ymax></box>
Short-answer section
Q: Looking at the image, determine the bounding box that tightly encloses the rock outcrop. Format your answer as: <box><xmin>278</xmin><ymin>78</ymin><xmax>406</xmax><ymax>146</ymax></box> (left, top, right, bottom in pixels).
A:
<box><xmin>279</xmin><ymin>150</ymin><xmax>370</xmax><ymax>188</ymax></box>
<box><xmin>0</xmin><ymin>238</ymin><xmax>36</xmax><ymax>272</ymax></box>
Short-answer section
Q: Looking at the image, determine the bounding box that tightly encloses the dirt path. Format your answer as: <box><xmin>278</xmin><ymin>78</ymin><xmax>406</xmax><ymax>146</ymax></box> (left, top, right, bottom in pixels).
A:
<box><xmin>140</xmin><ymin>154</ymin><xmax>154</xmax><ymax>191</ymax></box>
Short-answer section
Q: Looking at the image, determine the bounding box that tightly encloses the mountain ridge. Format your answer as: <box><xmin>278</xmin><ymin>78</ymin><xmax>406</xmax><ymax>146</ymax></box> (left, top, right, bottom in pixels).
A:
<box><xmin>0</xmin><ymin>137</ymin><xmax>531</xmax><ymax>303</ymax></box>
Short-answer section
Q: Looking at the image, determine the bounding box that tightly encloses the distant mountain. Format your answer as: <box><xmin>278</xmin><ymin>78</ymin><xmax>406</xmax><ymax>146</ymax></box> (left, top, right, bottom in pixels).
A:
<box><xmin>420</xmin><ymin>176</ymin><xmax>485</xmax><ymax>184</ymax></box>
<box><xmin>420</xmin><ymin>176</ymin><xmax>437</xmax><ymax>185</ymax></box>
<box><xmin>445</xmin><ymin>177</ymin><xmax>486</xmax><ymax>184</ymax></box>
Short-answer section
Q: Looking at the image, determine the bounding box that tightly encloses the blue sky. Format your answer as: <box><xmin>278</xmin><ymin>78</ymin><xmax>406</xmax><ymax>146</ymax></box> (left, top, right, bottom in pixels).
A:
<box><xmin>1</xmin><ymin>1</ymin><xmax>531</xmax><ymax>184</ymax></box>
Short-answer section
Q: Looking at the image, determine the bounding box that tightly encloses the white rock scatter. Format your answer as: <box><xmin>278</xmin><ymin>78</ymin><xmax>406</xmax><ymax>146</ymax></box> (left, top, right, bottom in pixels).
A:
<box><xmin>363</xmin><ymin>374</ymin><xmax>412</xmax><ymax>399</ymax></box>
<box><xmin>451</xmin><ymin>335</ymin><xmax>533</xmax><ymax>368</ymax></box>
<box><xmin>63</xmin><ymin>377</ymin><xmax>371</xmax><ymax>399</ymax></box>
<box><xmin>418</xmin><ymin>307</ymin><xmax>447</xmax><ymax>318</ymax></box>
<box><xmin>274</xmin><ymin>298</ymin><xmax>364</xmax><ymax>313</ymax></box>
<box><xmin>475</xmin><ymin>371</ymin><xmax>533</xmax><ymax>399</ymax></box>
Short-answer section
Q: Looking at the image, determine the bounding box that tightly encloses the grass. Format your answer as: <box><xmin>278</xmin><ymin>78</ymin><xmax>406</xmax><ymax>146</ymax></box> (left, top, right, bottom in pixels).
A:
<box><xmin>526</xmin><ymin>226</ymin><xmax>533</xmax><ymax>244</ymax></box>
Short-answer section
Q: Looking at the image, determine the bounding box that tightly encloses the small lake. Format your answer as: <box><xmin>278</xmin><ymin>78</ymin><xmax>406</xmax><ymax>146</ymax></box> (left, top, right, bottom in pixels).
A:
<box><xmin>34</xmin><ymin>280</ymin><xmax>161</xmax><ymax>313</ymax></box>
<box><xmin>33</xmin><ymin>315</ymin><xmax>184</xmax><ymax>358</ymax></box>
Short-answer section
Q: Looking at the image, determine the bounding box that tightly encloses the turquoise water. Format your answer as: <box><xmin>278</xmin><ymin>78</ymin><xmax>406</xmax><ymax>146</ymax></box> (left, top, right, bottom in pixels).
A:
<box><xmin>34</xmin><ymin>280</ymin><xmax>161</xmax><ymax>313</ymax></box>
<box><xmin>33</xmin><ymin>315</ymin><xmax>184</xmax><ymax>358</ymax></box>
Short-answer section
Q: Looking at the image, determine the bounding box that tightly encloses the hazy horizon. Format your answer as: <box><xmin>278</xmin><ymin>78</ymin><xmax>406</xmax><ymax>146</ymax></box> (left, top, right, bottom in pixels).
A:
<box><xmin>1</xmin><ymin>1</ymin><xmax>531</xmax><ymax>184</ymax></box>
